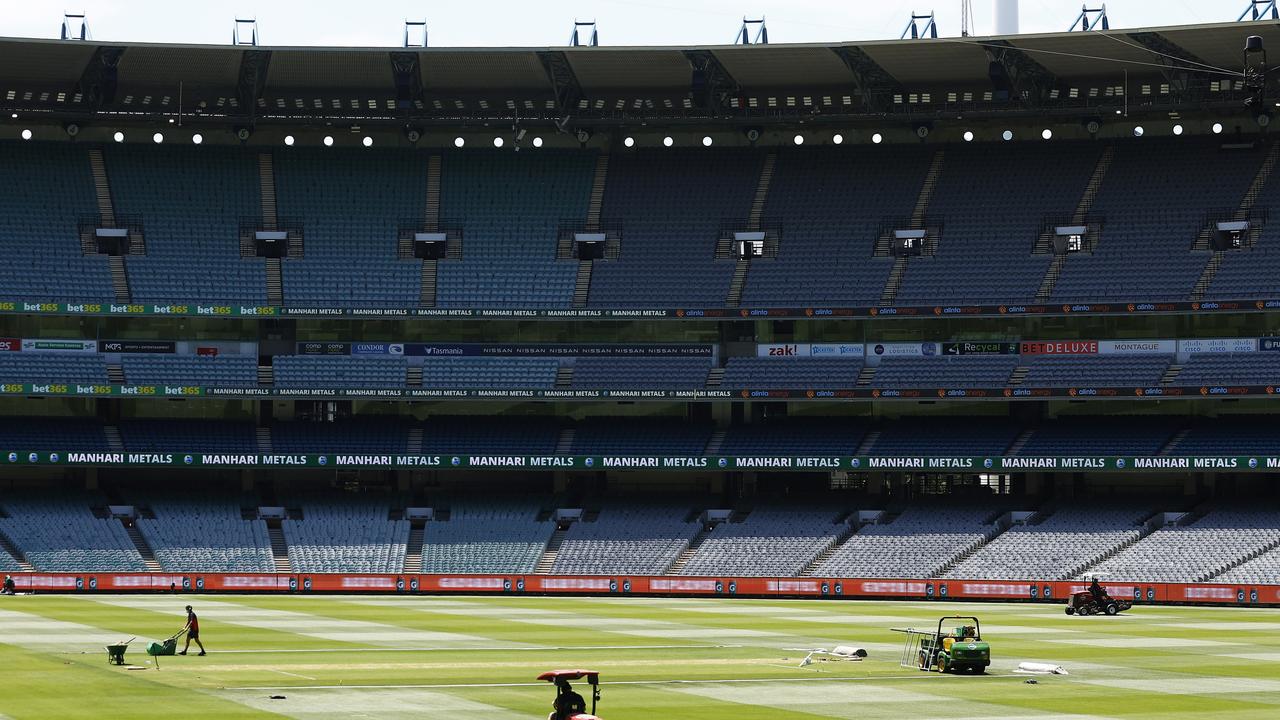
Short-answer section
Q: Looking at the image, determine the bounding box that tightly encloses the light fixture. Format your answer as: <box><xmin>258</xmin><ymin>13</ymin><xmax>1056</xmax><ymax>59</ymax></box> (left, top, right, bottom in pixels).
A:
<box><xmin>20</xmin><ymin>129</ymin><xmax>32</xmax><ymax>140</ymax></box>
<box><xmin>1173</xmin><ymin>124</ymin><xmax>1184</xmax><ymax>136</ymax></box>
<box><xmin>322</xmin><ymin>136</ymin><xmax>334</xmax><ymax>147</ymax></box>
<box><xmin>362</xmin><ymin>136</ymin><xmax>374</xmax><ymax>147</ymax></box>
<box><xmin>623</xmin><ymin>136</ymin><xmax>635</xmax><ymax>148</ymax></box>
<box><xmin>963</xmin><ymin>130</ymin><xmax>974</xmax><ymax>142</ymax></box>
<box><xmin>235</xmin><ymin>127</ymin><xmax>252</xmax><ymax>141</ymax></box>
<box><xmin>1002</xmin><ymin>130</ymin><xmax>1014</xmax><ymax>141</ymax></box>
<box><xmin>1212</xmin><ymin>122</ymin><xmax>1223</xmax><ymax>134</ymax></box>
<box><xmin>493</xmin><ymin>137</ymin><xmax>504</xmax><ymax>148</ymax></box>
<box><xmin>9</xmin><ymin>113</ymin><xmax>16</xmax><ymax>119</ymax></box>
<box><xmin>702</xmin><ymin>136</ymin><xmax>713</xmax><ymax>146</ymax></box>
<box><xmin>1133</xmin><ymin>126</ymin><xmax>1144</xmax><ymax>137</ymax></box>
<box><xmin>532</xmin><ymin>137</ymin><xmax>543</xmax><ymax>148</ymax></box>
<box><xmin>871</xmin><ymin>133</ymin><xmax>883</xmax><ymax>144</ymax></box>
<box><xmin>64</xmin><ymin>123</ymin><xmax>80</xmax><ymax>137</ymax></box>
<box><xmin>454</xmin><ymin>137</ymin><xmax>465</xmax><ymax>147</ymax></box>
<box><xmin>1041</xmin><ymin>128</ymin><xmax>1053</xmax><ymax>140</ymax></box>
<box><xmin>832</xmin><ymin>133</ymin><xmax>843</xmax><ymax>144</ymax></box>
<box><xmin>663</xmin><ymin>136</ymin><xmax>673</xmax><ymax>147</ymax></box>
<box><xmin>793</xmin><ymin>134</ymin><xmax>804</xmax><ymax>145</ymax></box>
<box><xmin>284</xmin><ymin>135</ymin><xmax>295</xmax><ymax>146</ymax></box>
<box><xmin>191</xmin><ymin>133</ymin><xmax>203</xmax><ymax>145</ymax></box>
<box><xmin>1085</xmin><ymin>119</ymin><xmax>1101</xmax><ymax>135</ymax></box>
<box><xmin>113</xmin><ymin>131</ymin><xmax>124</xmax><ymax>143</ymax></box>
<box><xmin>152</xmin><ymin>132</ymin><xmax>164</xmax><ymax>144</ymax></box>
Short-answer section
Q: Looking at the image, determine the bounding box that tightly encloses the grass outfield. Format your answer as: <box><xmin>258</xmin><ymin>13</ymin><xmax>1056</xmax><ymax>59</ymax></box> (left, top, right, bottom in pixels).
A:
<box><xmin>2</xmin><ymin>594</ymin><xmax>1280</xmax><ymax>718</ymax></box>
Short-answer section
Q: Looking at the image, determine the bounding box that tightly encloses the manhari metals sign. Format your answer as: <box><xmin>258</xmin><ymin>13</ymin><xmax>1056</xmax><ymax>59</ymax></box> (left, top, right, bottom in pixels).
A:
<box><xmin>2</xmin><ymin>453</ymin><xmax>1276</xmax><ymax>471</ymax></box>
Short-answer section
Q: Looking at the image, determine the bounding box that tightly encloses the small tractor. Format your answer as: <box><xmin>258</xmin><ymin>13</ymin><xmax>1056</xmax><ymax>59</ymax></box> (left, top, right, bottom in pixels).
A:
<box><xmin>894</xmin><ymin>616</ymin><xmax>990</xmax><ymax>674</ymax></box>
<box><xmin>1065</xmin><ymin>589</ymin><xmax>1132</xmax><ymax>616</ymax></box>
<box><xmin>539</xmin><ymin>669</ymin><xmax>602</xmax><ymax>720</ymax></box>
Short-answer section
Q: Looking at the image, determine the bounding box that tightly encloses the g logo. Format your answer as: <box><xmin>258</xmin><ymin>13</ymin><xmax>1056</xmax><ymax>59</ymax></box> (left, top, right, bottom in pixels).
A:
<box><xmin>834</xmin><ymin>582</ymin><xmax>843</xmax><ymax>596</ymax></box>
<box><xmin>728</xmin><ymin>581</ymin><xmax>736</xmax><ymax>594</ymax></box>
<box><xmin>1042</xmin><ymin>585</ymin><xmax>1052</xmax><ymax>599</ymax></box>
<box><xmin>622</xmin><ymin>580</ymin><xmax>631</xmax><ymax>593</ymax></box>
<box><xmin>1134</xmin><ymin>587</ymin><xmax>1142</xmax><ymax>600</ymax></box>
<box><xmin>410</xmin><ymin>578</ymin><xmax>420</xmax><ymax>592</ymax></box>
<box><xmin>289</xmin><ymin>577</ymin><xmax>298</xmax><ymax>591</ymax></box>
<box><xmin>182</xmin><ymin>577</ymin><xmax>191</xmax><ymax>590</ymax></box>
<box><xmin>926</xmin><ymin>583</ymin><xmax>935</xmax><ymax>597</ymax></box>
<box><xmin>1146</xmin><ymin>587</ymin><xmax>1155</xmax><ymax>601</ymax></box>
<box><xmin>196</xmin><ymin>577</ymin><xmax>205</xmax><ymax>590</ymax></box>
<box><xmin>88</xmin><ymin>577</ymin><xmax>97</xmax><ymax>590</ymax></box>
<box><xmin>939</xmin><ymin>583</ymin><xmax>948</xmax><ymax>598</ymax></box>
<box><xmin>396</xmin><ymin>578</ymin><xmax>405</xmax><ymax>592</ymax></box>
<box><xmin>1251</xmin><ymin>589</ymin><xmax>1259</xmax><ymax>603</ymax></box>
<box><xmin>76</xmin><ymin>577</ymin><xmax>84</xmax><ymax>590</ymax></box>
<box><xmin>715</xmin><ymin>581</ymin><xmax>724</xmax><ymax>594</ymax></box>
<box><xmin>302</xmin><ymin>577</ymin><xmax>312</xmax><ymax>591</ymax></box>
<box><xmin>1030</xmin><ymin>585</ymin><xmax>1039</xmax><ymax>599</ymax></box>
<box><xmin>516</xmin><ymin>578</ymin><xmax>525</xmax><ymax>592</ymax></box>
<box><xmin>1238</xmin><ymin>589</ymin><xmax>1247</xmax><ymax>603</ymax></box>
<box><xmin>609</xmin><ymin>580</ymin><xmax>618</xmax><ymax>593</ymax></box>
<box><xmin>503</xmin><ymin>579</ymin><xmax>512</xmax><ymax>591</ymax></box>
<box><xmin>821</xmin><ymin>582</ymin><xmax>830</xmax><ymax>595</ymax></box>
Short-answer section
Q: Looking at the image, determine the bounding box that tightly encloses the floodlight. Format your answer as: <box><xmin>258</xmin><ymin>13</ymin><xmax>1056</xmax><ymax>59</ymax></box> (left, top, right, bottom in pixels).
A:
<box><xmin>362</xmin><ymin>136</ymin><xmax>374</xmax><ymax>147</ymax></box>
<box><xmin>1172</xmin><ymin>124</ymin><xmax>1183</xmax><ymax>136</ymax></box>
<box><xmin>20</xmin><ymin>129</ymin><xmax>32</xmax><ymax>140</ymax></box>
<box><xmin>702</xmin><ymin>136</ymin><xmax>713</xmax><ymax>146</ymax></box>
<box><xmin>493</xmin><ymin>137</ymin><xmax>504</xmax><ymax>147</ymax></box>
<box><xmin>284</xmin><ymin>135</ymin><xmax>295</xmax><ymax>146</ymax></box>
<box><xmin>963</xmin><ymin>130</ymin><xmax>974</xmax><ymax>142</ymax></box>
<box><xmin>663</xmin><ymin>136</ymin><xmax>673</xmax><ymax>147</ymax></box>
<box><xmin>113</xmin><ymin>131</ymin><xmax>124</xmax><ymax>143</ymax></box>
<box><xmin>454</xmin><ymin>137</ymin><xmax>465</xmax><ymax>147</ymax></box>
<box><xmin>832</xmin><ymin>133</ymin><xmax>843</xmax><ymax>144</ymax></box>
<box><xmin>623</xmin><ymin>136</ymin><xmax>635</xmax><ymax>147</ymax></box>
<box><xmin>532</xmin><ymin>137</ymin><xmax>543</xmax><ymax>148</ymax></box>
<box><xmin>1212</xmin><ymin>122</ymin><xmax>1224</xmax><ymax>134</ymax></box>
<box><xmin>1133</xmin><ymin>126</ymin><xmax>1144</xmax><ymax>137</ymax></box>
<box><xmin>322</xmin><ymin>136</ymin><xmax>334</xmax><ymax>146</ymax></box>
<box><xmin>191</xmin><ymin>133</ymin><xmax>203</xmax><ymax>145</ymax></box>
<box><xmin>871</xmin><ymin>133</ymin><xmax>883</xmax><ymax>144</ymax></box>
<box><xmin>1041</xmin><ymin>128</ymin><xmax>1052</xmax><ymax>140</ymax></box>
<box><xmin>152</xmin><ymin>132</ymin><xmax>164</xmax><ymax>144</ymax></box>
<box><xmin>1002</xmin><ymin>130</ymin><xmax>1014</xmax><ymax>141</ymax></box>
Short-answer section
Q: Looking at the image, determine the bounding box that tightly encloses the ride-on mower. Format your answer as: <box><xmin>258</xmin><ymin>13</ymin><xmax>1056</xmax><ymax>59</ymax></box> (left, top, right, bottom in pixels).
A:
<box><xmin>893</xmin><ymin>616</ymin><xmax>990</xmax><ymax>674</ymax></box>
<box><xmin>1065</xmin><ymin>590</ymin><xmax>1132</xmax><ymax>616</ymax></box>
<box><xmin>538</xmin><ymin>669</ymin><xmax>602</xmax><ymax>720</ymax></box>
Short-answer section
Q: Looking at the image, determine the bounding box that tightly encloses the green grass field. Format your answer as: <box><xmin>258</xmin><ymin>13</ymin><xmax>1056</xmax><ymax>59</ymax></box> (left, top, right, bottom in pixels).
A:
<box><xmin>2</xmin><ymin>593</ymin><xmax>1279</xmax><ymax>718</ymax></box>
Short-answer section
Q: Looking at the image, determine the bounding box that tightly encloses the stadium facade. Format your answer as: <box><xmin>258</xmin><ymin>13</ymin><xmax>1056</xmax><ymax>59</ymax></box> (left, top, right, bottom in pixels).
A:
<box><xmin>1</xmin><ymin>20</ymin><xmax>1279</xmax><ymax>605</ymax></box>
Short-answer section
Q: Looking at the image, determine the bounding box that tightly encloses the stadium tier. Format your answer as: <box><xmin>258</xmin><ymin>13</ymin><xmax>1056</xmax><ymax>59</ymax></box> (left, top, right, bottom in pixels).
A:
<box><xmin>6</xmin><ymin>136</ymin><xmax>1280</xmax><ymax>312</ymax></box>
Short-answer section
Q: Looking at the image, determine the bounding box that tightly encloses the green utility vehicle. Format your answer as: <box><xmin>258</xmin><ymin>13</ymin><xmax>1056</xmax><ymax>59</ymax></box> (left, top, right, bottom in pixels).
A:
<box><xmin>895</xmin><ymin>616</ymin><xmax>990</xmax><ymax>674</ymax></box>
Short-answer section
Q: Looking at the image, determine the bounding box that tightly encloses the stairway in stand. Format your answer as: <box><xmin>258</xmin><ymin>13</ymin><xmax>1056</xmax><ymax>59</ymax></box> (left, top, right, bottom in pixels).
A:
<box><xmin>404</xmin><ymin>522</ymin><xmax>426</xmax><ymax>573</ymax></box>
<box><xmin>124</xmin><ymin>522</ymin><xmax>162</xmax><ymax>571</ymax></box>
<box><xmin>267</xmin><ymin>521</ymin><xmax>291</xmax><ymax>572</ymax></box>
<box><xmin>534</xmin><ymin>528</ymin><xmax>567</xmax><ymax>574</ymax></box>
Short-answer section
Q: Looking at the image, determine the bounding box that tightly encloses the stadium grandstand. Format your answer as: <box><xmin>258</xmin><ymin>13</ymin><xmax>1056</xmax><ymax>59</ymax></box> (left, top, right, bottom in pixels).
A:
<box><xmin>2</xmin><ymin>13</ymin><xmax>1280</xmax><ymax>600</ymax></box>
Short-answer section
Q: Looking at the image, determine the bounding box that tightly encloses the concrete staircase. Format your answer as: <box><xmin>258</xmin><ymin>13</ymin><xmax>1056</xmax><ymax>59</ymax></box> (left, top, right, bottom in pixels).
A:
<box><xmin>1190</xmin><ymin>142</ymin><xmax>1280</xmax><ymax>301</ymax></box>
<box><xmin>124</xmin><ymin>522</ymin><xmax>162</xmax><ymax>571</ymax></box>
<box><xmin>104</xmin><ymin>426</ymin><xmax>125</xmax><ymax>453</ymax></box>
<box><xmin>1035</xmin><ymin>145</ymin><xmax>1114</xmax><ymax>301</ymax></box>
<box><xmin>665</xmin><ymin>526</ymin><xmax>712</xmax><ymax>575</ymax></box>
<box><xmin>404</xmin><ymin>522</ymin><xmax>426</xmax><ymax>573</ymax></box>
<box><xmin>108</xmin><ymin>256</ymin><xmax>131</xmax><ymax>302</ymax></box>
<box><xmin>555</xmin><ymin>428</ymin><xmax>576</xmax><ymax>455</ymax></box>
<box><xmin>0</xmin><ymin>528</ymin><xmax>34</xmax><ymax>572</ymax></box>
<box><xmin>267</xmin><ymin>522</ymin><xmax>291</xmax><ymax>572</ymax></box>
<box><xmin>554</xmin><ymin>367</ymin><xmax>574</xmax><ymax>389</ymax></box>
<box><xmin>406</xmin><ymin>428</ymin><xmax>424</xmax><ymax>455</ymax></box>
<box><xmin>572</xmin><ymin>261</ymin><xmax>593</xmax><ymax>308</ymax></box>
<box><xmin>722</xmin><ymin>152</ymin><xmax>777</xmax><ymax>307</ymax></box>
<box><xmin>534</xmin><ymin>528</ymin><xmax>567</xmax><ymax>574</ymax></box>
<box><xmin>878</xmin><ymin>257</ymin><xmax>908</xmax><ymax>306</ymax></box>
<box><xmin>854</xmin><ymin>430</ymin><xmax>880</xmax><ymax>455</ymax></box>
<box><xmin>106</xmin><ymin>364</ymin><xmax>125</xmax><ymax>385</ymax></box>
<box><xmin>1160</xmin><ymin>364</ymin><xmax>1184</xmax><ymax>385</ymax></box>
<box><xmin>703</xmin><ymin>429</ymin><xmax>727</xmax><ymax>455</ymax></box>
<box><xmin>258</xmin><ymin>153</ymin><xmax>278</xmax><ymax>229</ymax></box>
<box><xmin>1004</xmin><ymin>428</ymin><xmax>1035</xmax><ymax>456</ymax></box>
<box><xmin>800</xmin><ymin>522</ymin><xmax>859</xmax><ymax>576</ymax></box>
<box><xmin>88</xmin><ymin>148</ymin><xmax>115</xmax><ymax>225</ymax></box>
<box><xmin>420</xmin><ymin>259</ymin><xmax>438</xmax><ymax>307</ymax></box>
<box><xmin>855</xmin><ymin>366</ymin><xmax>877</xmax><ymax>386</ymax></box>
<box><xmin>1157</xmin><ymin>428</ymin><xmax>1191</xmax><ymax>456</ymax></box>
<box><xmin>256</xmin><ymin>427</ymin><xmax>274</xmax><ymax>454</ymax></box>
<box><xmin>726</xmin><ymin>258</ymin><xmax>751</xmax><ymax>307</ymax></box>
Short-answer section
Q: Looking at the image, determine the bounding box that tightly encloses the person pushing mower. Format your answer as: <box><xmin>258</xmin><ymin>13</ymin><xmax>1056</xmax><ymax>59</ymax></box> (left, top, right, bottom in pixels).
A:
<box><xmin>2</xmin><ymin>574</ymin><xmax>15</xmax><ymax>595</ymax></box>
<box><xmin>178</xmin><ymin>605</ymin><xmax>205</xmax><ymax>656</ymax></box>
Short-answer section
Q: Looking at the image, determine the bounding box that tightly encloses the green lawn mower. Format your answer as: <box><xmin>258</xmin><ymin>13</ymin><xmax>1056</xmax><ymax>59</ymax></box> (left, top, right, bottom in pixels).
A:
<box><xmin>895</xmin><ymin>616</ymin><xmax>990</xmax><ymax>674</ymax></box>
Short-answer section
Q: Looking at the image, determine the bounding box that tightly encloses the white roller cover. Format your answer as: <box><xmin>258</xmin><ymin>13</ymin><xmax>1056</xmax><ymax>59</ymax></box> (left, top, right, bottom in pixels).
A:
<box><xmin>995</xmin><ymin>0</ymin><xmax>1019</xmax><ymax>35</ymax></box>
<box><xmin>1017</xmin><ymin>661</ymin><xmax>1069</xmax><ymax>675</ymax></box>
<box><xmin>831</xmin><ymin>645</ymin><xmax>868</xmax><ymax>659</ymax></box>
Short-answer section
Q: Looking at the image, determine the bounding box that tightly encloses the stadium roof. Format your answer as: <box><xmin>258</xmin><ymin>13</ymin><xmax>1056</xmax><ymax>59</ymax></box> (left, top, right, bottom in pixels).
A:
<box><xmin>0</xmin><ymin>19</ymin><xmax>1275</xmax><ymax>127</ymax></box>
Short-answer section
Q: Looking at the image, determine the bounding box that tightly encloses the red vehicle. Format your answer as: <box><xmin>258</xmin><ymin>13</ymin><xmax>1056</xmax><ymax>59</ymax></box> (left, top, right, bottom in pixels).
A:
<box><xmin>539</xmin><ymin>669</ymin><xmax>602</xmax><ymax>720</ymax></box>
<box><xmin>1065</xmin><ymin>590</ymin><xmax>1132</xmax><ymax>616</ymax></box>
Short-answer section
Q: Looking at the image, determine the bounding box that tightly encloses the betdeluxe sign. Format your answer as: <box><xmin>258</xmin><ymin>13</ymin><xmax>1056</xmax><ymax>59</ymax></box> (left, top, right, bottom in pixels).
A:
<box><xmin>1019</xmin><ymin>340</ymin><xmax>1098</xmax><ymax>355</ymax></box>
